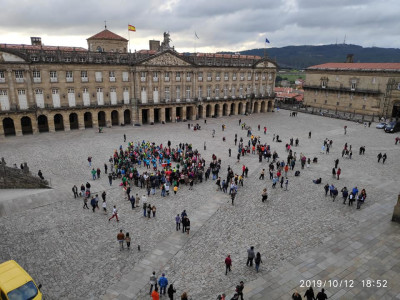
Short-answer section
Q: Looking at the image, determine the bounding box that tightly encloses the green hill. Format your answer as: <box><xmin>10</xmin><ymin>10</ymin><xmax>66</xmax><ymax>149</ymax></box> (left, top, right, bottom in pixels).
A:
<box><xmin>219</xmin><ymin>44</ymin><xmax>400</xmax><ymax>69</ymax></box>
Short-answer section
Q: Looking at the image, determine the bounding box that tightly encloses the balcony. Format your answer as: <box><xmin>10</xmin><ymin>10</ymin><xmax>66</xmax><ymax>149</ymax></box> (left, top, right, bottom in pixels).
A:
<box><xmin>186</xmin><ymin>77</ymin><xmax>191</xmax><ymax>82</ymax></box>
<box><xmin>176</xmin><ymin>77</ymin><xmax>181</xmax><ymax>82</ymax></box>
<box><xmin>164</xmin><ymin>77</ymin><xmax>170</xmax><ymax>82</ymax></box>
<box><xmin>232</xmin><ymin>77</ymin><xmax>237</xmax><ymax>81</ymax></box>
<box><xmin>207</xmin><ymin>77</ymin><xmax>212</xmax><ymax>81</ymax></box>
<box><xmin>141</xmin><ymin>77</ymin><xmax>146</xmax><ymax>82</ymax></box>
<box><xmin>81</xmin><ymin>77</ymin><xmax>88</xmax><ymax>82</ymax></box>
<box><xmin>66</xmin><ymin>77</ymin><xmax>74</xmax><ymax>83</ymax></box>
<box><xmin>255</xmin><ymin>77</ymin><xmax>259</xmax><ymax>80</ymax></box>
<box><xmin>240</xmin><ymin>77</ymin><xmax>244</xmax><ymax>81</ymax></box>
<box><xmin>247</xmin><ymin>77</ymin><xmax>252</xmax><ymax>80</ymax></box>
<box><xmin>198</xmin><ymin>77</ymin><xmax>203</xmax><ymax>81</ymax></box>
<box><xmin>109</xmin><ymin>77</ymin><xmax>116</xmax><ymax>82</ymax></box>
<box><xmin>50</xmin><ymin>78</ymin><xmax>57</xmax><ymax>83</ymax></box>
<box><xmin>224</xmin><ymin>77</ymin><xmax>229</xmax><ymax>81</ymax></box>
<box><xmin>216</xmin><ymin>77</ymin><xmax>220</xmax><ymax>81</ymax></box>
<box><xmin>95</xmin><ymin>78</ymin><xmax>103</xmax><ymax>83</ymax></box>
<box><xmin>303</xmin><ymin>84</ymin><xmax>381</xmax><ymax>95</ymax></box>
<box><xmin>33</xmin><ymin>78</ymin><xmax>41</xmax><ymax>83</ymax></box>
<box><xmin>123</xmin><ymin>77</ymin><xmax>129</xmax><ymax>82</ymax></box>
<box><xmin>153</xmin><ymin>77</ymin><xmax>159</xmax><ymax>82</ymax></box>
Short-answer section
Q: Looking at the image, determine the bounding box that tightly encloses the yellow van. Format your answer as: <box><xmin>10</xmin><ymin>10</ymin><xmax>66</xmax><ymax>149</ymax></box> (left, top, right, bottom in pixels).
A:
<box><xmin>0</xmin><ymin>260</ymin><xmax>42</xmax><ymax>300</ymax></box>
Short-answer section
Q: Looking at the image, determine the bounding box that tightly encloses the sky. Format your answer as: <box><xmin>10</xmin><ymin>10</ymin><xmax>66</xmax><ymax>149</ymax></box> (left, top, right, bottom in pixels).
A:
<box><xmin>0</xmin><ymin>0</ymin><xmax>399</xmax><ymax>53</ymax></box>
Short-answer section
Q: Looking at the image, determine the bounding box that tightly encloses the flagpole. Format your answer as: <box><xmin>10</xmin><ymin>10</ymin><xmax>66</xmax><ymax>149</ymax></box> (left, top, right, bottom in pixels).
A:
<box><xmin>128</xmin><ymin>25</ymin><xmax>131</xmax><ymax>52</ymax></box>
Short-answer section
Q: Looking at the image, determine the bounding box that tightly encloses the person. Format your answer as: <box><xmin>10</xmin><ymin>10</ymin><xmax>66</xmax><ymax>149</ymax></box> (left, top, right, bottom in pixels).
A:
<box><xmin>255</xmin><ymin>252</ymin><xmax>263</xmax><ymax>272</ymax></box>
<box><xmin>91</xmin><ymin>168</ymin><xmax>96</xmax><ymax>180</ymax></box>
<box><xmin>225</xmin><ymin>254</ymin><xmax>232</xmax><ymax>275</ymax></box>
<box><xmin>143</xmin><ymin>202</ymin><xmax>147</xmax><ymax>217</ymax></box>
<box><xmin>313</xmin><ymin>178</ymin><xmax>321</xmax><ymax>184</ymax></box>
<box><xmin>158</xmin><ymin>273</ymin><xmax>168</xmax><ymax>296</ymax></box>
<box><xmin>262</xmin><ymin>188</ymin><xmax>268</xmax><ymax>202</ymax></box>
<box><xmin>377</xmin><ymin>152</ymin><xmax>382</xmax><ymax>163</ymax></box>
<box><xmin>72</xmin><ymin>185</ymin><xmax>78</xmax><ymax>198</ymax></box>
<box><xmin>324</xmin><ymin>183</ymin><xmax>329</xmax><ymax>196</ymax></box>
<box><xmin>123</xmin><ymin>134</ymin><xmax>126</xmax><ymax>142</ymax></box>
<box><xmin>304</xmin><ymin>287</ymin><xmax>315</xmax><ymax>300</ymax></box>
<box><xmin>175</xmin><ymin>214</ymin><xmax>181</xmax><ymax>231</ymax></box>
<box><xmin>109</xmin><ymin>205</ymin><xmax>119</xmax><ymax>222</ymax></box>
<box><xmin>83</xmin><ymin>197</ymin><xmax>89</xmax><ymax>209</ymax></box>
<box><xmin>167</xmin><ymin>284</ymin><xmax>176</xmax><ymax>300</ymax></box>
<box><xmin>130</xmin><ymin>195</ymin><xmax>135</xmax><ymax>209</ymax></box>
<box><xmin>181</xmin><ymin>292</ymin><xmax>189</xmax><ymax>300</ymax></box>
<box><xmin>344</xmin><ymin>125</ymin><xmax>347</xmax><ymax>135</ymax></box>
<box><xmin>382</xmin><ymin>153</ymin><xmax>387</xmax><ymax>164</ymax></box>
<box><xmin>151</xmin><ymin>287</ymin><xmax>160</xmax><ymax>300</ymax></box>
<box><xmin>331</xmin><ymin>167</ymin><xmax>336</xmax><ymax>178</ymax></box>
<box><xmin>341</xmin><ymin>187</ymin><xmax>348</xmax><ymax>204</ymax></box>
<box><xmin>88</xmin><ymin>156</ymin><xmax>92</xmax><ymax>167</ymax></box>
<box><xmin>90</xmin><ymin>196</ymin><xmax>97</xmax><ymax>213</ymax></box>
<box><xmin>334</xmin><ymin>158</ymin><xmax>339</xmax><ymax>169</ymax></box>
<box><xmin>316</xmin><ymin>288</ymin><xmax>328</xmax><ymax>300</ymax></box>
<box><xmin>108</xmin><ymin>173</ymin><xmax>113</xmax><ymax>186</ymax></box>
<box><xmin>149</xmin><ymin>271</ymin><xmax>158</xmax><ymax>295</ymax></box>
<box><xmin>259</xmin><ymin>169</ymin><xmax>265</xmax><ymax>180</ymax></box>
<box><xmin>336</xmin><ymin>168</ymin><xmax>341</xmax><ymax>180</ymax></box>
<box><xmin>309</xmin><ymin>131</ymin><xmax>311</xmax><ymax>138</ymax></box>
<box><xmin>247</xmin><ymin>246</ymin><xmax>255</xmax><ymax>266</ymax></box>
<box><xmin>236</xmin><ymin>281</ymin><xmax>244</xmax><ymax>300</ymax></box>
<box><xmin>38</xmin><ymin>170</ymin><xmax>44</xmax><ymax>180</ymax></box>
<box><xmin>285</xmin><ymin>178</ymin><xmax>289</xmax><ymax>190</ymax></box>
<box><xmin>152</xmin><ymin>205</ymin><xmax>157</xmax><ymax>217</ymax></box>
<box><xmin>186</xmin><ymin>218</ymin><xmax>191</xmax><ymax>235</ymax></box>
<box><xmin>102</xmin><ymin>199</ymin><xmax>107</xmax><ymax>214</ymax></box>
<box><xmin>125</xmin><ymin>232</ymin><xmax>131</xmax><ymax>250</ymax></box>
<box><xmin>117</xmin><ymin>230</ymin><xmax>125</xmax><ymax>250</ymax></box>
<box><xmin>292</xmin><ymin>291</ymin><xmax>302</xmax><ymax>300</ymax></box>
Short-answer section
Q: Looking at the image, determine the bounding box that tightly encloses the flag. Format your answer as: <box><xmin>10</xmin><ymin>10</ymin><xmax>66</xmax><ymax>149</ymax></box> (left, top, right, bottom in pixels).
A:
<box><xmin>128</xmin><ymin>25</ymin><xmax>136</xmax><ymax>32</ymax></box>
<box><xmin>265</xmin><ymin>38</ymin><xmax>270</xmax><ymax>43</ymax></box>
<box><xmin>195</xmin><ymin>32</ymin><xmax>199</xmax><ymax>39</ymax></box>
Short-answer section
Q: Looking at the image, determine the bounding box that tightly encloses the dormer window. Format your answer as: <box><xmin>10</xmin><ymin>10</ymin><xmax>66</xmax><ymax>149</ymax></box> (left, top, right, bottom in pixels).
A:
<box><xmin>321</xmin><ymin>80</ymin><xmax>326</xmax><ymax>88</ymax></box>
<box><xmin>351</xmin><ymin>80</ymin><xmax>357</xmax><ymax>91</ymax></box>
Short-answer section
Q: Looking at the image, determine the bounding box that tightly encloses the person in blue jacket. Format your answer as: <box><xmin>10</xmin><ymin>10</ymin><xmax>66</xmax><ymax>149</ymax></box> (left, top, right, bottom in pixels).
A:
<box><xmin>158</xmin><ymin>273</ymin><xmax>168</xmax><ymax>295</ymax></box>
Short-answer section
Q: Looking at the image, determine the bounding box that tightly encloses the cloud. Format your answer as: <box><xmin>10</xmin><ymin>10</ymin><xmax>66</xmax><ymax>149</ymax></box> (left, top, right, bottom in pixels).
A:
<box><xmin>0</xmin><ymin>0</ymin><xmax>399</xmax><ymax>51</ymax></box>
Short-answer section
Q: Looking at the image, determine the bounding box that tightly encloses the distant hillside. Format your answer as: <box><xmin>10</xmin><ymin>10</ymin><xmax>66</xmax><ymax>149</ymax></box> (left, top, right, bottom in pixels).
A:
<box><xmin>220</xmin><ymin>44</ymin><xmax>400</xmax><ymax>69</ymax></box>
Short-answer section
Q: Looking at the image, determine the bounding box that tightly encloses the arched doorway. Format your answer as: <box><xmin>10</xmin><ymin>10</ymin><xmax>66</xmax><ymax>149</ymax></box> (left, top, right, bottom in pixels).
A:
<box><xmin>215</xmin><ymin>104</ymin><xmax>220</xmax><ymax>117</ymax></box>
<box><xmin>238</xmin><ymin>103</ymin><xmax>243</xmax><ymax>115</ymax></box>
<box><xmin>38</xmin><ymin>115</ymin><xmax>49</xmax><ymax>132</ymax></box>
<box><xmin>141</xmin><ymin>109</ymin><xmax>149</xmax><ymax>124</ymax></box>
<box><xmin>198</xmin><ymin>105</ymin><xmax>204</xmax><ymax>119</ymax></box>
<box><xmin>254</xmin><ymin>102</ymin><xmax>259</xmax><ymax>113</ymax></box>
<box><xmin>206</xmin><ymin>105</ymin><xmax>211</xmax><ymax>117</ymax></box>
<box><xmin>124</xmin><ymin>109</ymin><xmax>131</xmax><ymax>125</ymax></box>
<box><xmin>245</xmin><ymin>102</ymin><xmax>251</xmax><ymax>113</ymax></box>
<box><xmin>186</xmin><ymin>106</ymin><xmax>193</xmax><ymax>120</ymax></box>
<box><xmin>111</xmin><ymin>110</ymin><xmax>119</xmax><ymax>126</ymax></box>
<box><xmin>3</xmin><ymin>118</ymin><xmax>15</xmax><ymax>136</ymax></box>
<box><xmin>21</xmin><ymin>116</ymin><xmax>33</xmax><ymax>135</ymax></box>
<box><xmin>98</xmin><ymin>111</ymin><xmax>106</xmax><ymax>127</ymax></box>
<box><xmin>69</xmin><ymin>113</ymin><xmax>79</xmax><ymax>130</ymax></box>
<box><xmin>230</xmin><ymin>103</ymin><xmax>235</xmax><ymax>115</ymax></box>
<box><xmin>223</xmin><ymin>103</ymin><xmax>228</xmax><ymax>116</ymax></box>
<box><xmin>261</xmin><ymin>101</ymin><xmax>266</xmax><ymax>113</ymax></box>
<box><xmin>267</xmin><ymin>100</ymin><xmax>273</xmax><ymax>112</ymax></box>
<box><xmin>54</xmin><ymin>114</ymin><xmax>64</xmax><ymax>131</ymax></box>
<box><xmin>392</xmin><ymin>101</ymin><xmax>400</xmax><ymax>118</ymax></box>
<box><xmin>84</xmin><ymin>112</ymin><xmax>93</xmax><ymax>128</ymax></box>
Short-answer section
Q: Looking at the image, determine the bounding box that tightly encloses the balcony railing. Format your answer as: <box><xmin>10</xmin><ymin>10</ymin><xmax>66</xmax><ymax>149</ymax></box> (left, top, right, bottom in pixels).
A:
<box><xmin>303</xmin><ymin>84</ymin><xmax>381</xmax><ymax>94</ymax></box>
<box><xmin>109</xmin><ymin>77</ymin><xmax>116</xmax><ymax>82</ymax></box>
<box><xmin>33</xmin><ymin>78</ymin><xmax>41</xmax><ymax>83</ymax></box>
<box><xmin>81</xmin><ymin>77</ymin><xmax>88</xmax><ymax>82</ymax></box>
<box><xmin>66</xmin><ymin>77</ymin><xmax>73</xmax><ymax>83</ymax></box>
<box><xmin>164</xmin><ymin>77</ymin><xmax>170</xmax><ymax>82</ymax></box>
<box><xmin>50</xmin><ymin>78</ymin><xmax>57</xmax><ymax>83</ymax></box>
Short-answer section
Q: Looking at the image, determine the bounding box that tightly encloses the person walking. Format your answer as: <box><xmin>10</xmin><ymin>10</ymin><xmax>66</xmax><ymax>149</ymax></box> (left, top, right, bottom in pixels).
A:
<box><xmin>262</xmin><ymin>188</ymin><xmax>268</xmax><ymax>202</ymax></box>
<box><xmin>123</xmin><ymin>134</ymin><xmax>126</xmax><ymax>142</ymax></box>
<box><xmin>255</xmin><ymin>252</ymin><xmax>263</xmax><ymax>272</ymax></box>
<box><xmin>247</xmin><ymin>246</ymin><xmax>255</xmax><ymax>266</ymax></box>
<box><xmin>285</xmin><ymin>178</ymin><xmax>289</xmax><ymax>191</ymax></box>
<box><xmin>175</xmin><ymin>214</ymin><xmax>181</xmax><ymax>231</ymax></box>
<box><xmin>304</xmin><ymin>287</ymin><xmax>316</xmax><ymax>300</ymax></box>
<box><xmin>108</xmin><ymin>173</ymin><xmax>113</xmax><ymax>186</ymax></box>
<box><xmin>158</xmin><ymin>273</ymin><xmax>169</xmax><ymax>296</ymax></box>
<box><xmin>130</xmin><ymin>195</ymin><xmax>135</xmax><ymax>209</ymax></box>
<box><xmin>88</xmin><ymin>156</ymin><xmax>92</xmax><ymax>167</ymax></box>
<box><xmin>117</xmin><ymin>230</ymin><xmax>125</xmax><ymax>250</ymax></box>
<box><xmin>236</xmin><ymin>281</ymin><xmax>244</xmax><ymax>300</ymax></box>
<box><xmin>167</xmin><ymin>284</ymin><xmax>176</xmax><ymax>300</ymax></box>
<box><xmin>108</xmin><ymin>205</ymin><xmax>119</xmax><ymax>222</ymax></box>
<box><xmin>83</xmin><ymin>197</ymin><xmax>89</xmax><ymax>209</ymax></box>
<box><xmin>91</xmin><ymin>168</ymin><xmax>96</xmax><ymax>180</ymax></box>
<box><xmin>72</xmin><ymin>185</ymin><xmax>78</xmax><ymax>198</ymax></box>
<box><xmin>324</xmin><ymin>184</ymin><xmax>329</xmax><ymax>196</ymax></box>
<box><xmin>151</xmin><ymin>287</ymin><xmax>160</xmax><ymax>300</ymax></box>
<box><xmin>102</xmin><ymin>199</ymin><xmax>107</xmax><ymax>214</ymax></box>
<box><xmin>259</xmin><ymin>169</ymin><xmax>265</xmax><ymax>180</ymax></box>
<box><xmin>382</xmin><ymin>153</ymin><xmax>387</xmax><ymax>164</ymax></box>
<box><xmin>104</xmin><ymin>163</ymin><xmax>108</xmax><ymax>174</ymax></box>
<box><xmin>186</xmin><ymin>218</ymin><xmax>191</xmax><ymax>235</ymax></box>
<box><xmin>125</xmin><ymin>232</ymin><xmax>131</xmax><ymax>250</ymax></box>
<box><xmin>225</xmin><ymin>254</ymin><xmax>232</xmax><ymax>275</ymax></box>
<box><xmin>149</xmin><ymin>271</ymin><xmax>158</xmax><ymax>295</ymax></box>
<box><xmin>316</xmin><ymin>288</ymin><xmax>328</xmax><ymax>300</ymax></box>
<box><xmin>336</xmin><ymin>168</ymin><xmax>341</xmax><ymax>180</ymax></box>
<box><xmin>377</xmin><ymin>152</ymin><xmax>382</xmax><ymax>163</ymax></box>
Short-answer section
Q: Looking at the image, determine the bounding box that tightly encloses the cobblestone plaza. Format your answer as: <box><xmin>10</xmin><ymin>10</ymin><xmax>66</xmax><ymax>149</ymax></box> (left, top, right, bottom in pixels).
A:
<box><xmin>0</xmin><ymin>110</ymin><xmax>399</xmax><ymax>299</ymax></box>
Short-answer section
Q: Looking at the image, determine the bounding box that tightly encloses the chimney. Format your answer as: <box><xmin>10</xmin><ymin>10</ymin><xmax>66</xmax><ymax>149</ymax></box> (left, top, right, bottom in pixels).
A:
<box><xmin>346</xmin><ymin>54</ymin><xmax>354</xmax><ymax>63</ymax></box>
<box><xmin>149</xmin><ymin>40</ymin><xmax>160</xmax><ymax>51</ymax></box>
<box><xmin>31</xmin><ymin>37</ymin><xmax>42</xmax><ymax>46</ymax></box>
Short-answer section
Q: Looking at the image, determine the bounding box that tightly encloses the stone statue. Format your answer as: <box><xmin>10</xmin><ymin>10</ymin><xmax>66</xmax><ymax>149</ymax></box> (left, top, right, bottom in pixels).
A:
<box><xmin>0</xmin><ymin>157</ymin><xmax>5</xmax><ymax>165</ymax></box>
<box><xmin>160</xmin><ymin>32</ymin><xmax>172</xmax><ymax>50</ymax></box>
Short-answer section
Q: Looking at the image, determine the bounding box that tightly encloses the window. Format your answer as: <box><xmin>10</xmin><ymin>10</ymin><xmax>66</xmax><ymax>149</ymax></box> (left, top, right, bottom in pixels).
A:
<box><xmin>350</xmin><ymin>94</ymin><xmax>353</xmax><ymax>100</ymax></box>
<box><xmin>268</xmin><ymin>73</ymin><xmax>272</xmax><ymax>80</ymax></box>
<box><xmin>240</xmin><ymin>72</ymin><xmax>244</xmax><ymax>80</ymax></box>
<box><xmin>186</xmin><ymin>72</ymin><xmax>191</xmax><ymax>82</ymax></box>
<box><xmin>215</xmin><ymin>85</ymin><xmax>220</xmax><ymax>98</ymax></box>
<box><xmin>349</xmin><ymin>103</ymin><xmax>352</xmax><ymax>107</ymax></box>
<box><xmin>0</xmin><ymin>71</ymin><xmax>5</xmax><ymax>82</ymax></box>
<box><xmin>198</xmin><ymin>72</ymin><xmax>203</xmax><ymax>81</ymax></box>
<box><xmin>207</xmin><ymin>72</ymin><xmax>212</xmax><ymax>81</ymax></box>
<box><xmin>176</xmin><ymin>72</ymin><xmax>181</xmax><ymax>81</ymax></box>
<box><xmin>186</xmin><ymin>86</ymin><xmax>191</xmax><ymax>99</ymax></box>
<box><xmin>239</xmin><ymin>84</ymin><xmax>243</xmax><ymax>97</ymax></box>
<box><xmin>153</xmin><ymin>72</ymin><xmax>158</xmax><ymax>82</ymax></box>
<box><xmin>314</xmin><ymin>99</ymin><xmax>316</xmax><ymax>103</ymax></box>
<box><xmin>33</xmin><ymin>71</ymin><xmax>41</xmax><ymax>83</ymax></box>
<box><xmin>224</xmin><ymin>85</ymin><xmax>228</xmax><ymax>98</ymax></box>
<box><xmin>372</xmin><ymin>77</ymin><xmax>376</xmax><ymax>84</ymax></box>
<box><xmin>15</xmin><ymin>70</ymin><xmax>24</xmax><ymax>82</ymax></box>
<box><xmin>64</xmin><ymin>57</ymin><xmax>71</xmax><ymax>62</ymax></box>
<box><xmin>165</xmin><ymin>72</ymin><xmax>170</xmax><ymax>82</ymax></box>
<box><xmin>66</xmin><ymin>71</ymin><xmax>73</xmax><ymax>82</ymax></box>
<box><xmin>232</xmin><ymin>72</ymin><xmax>237</xmax><ymax>80</ymax></box>
<box><xmin>321</xmin><ymin>80</ymin><xmax>326</xmax><ymax>88</ymax></box>
<box><xmin>165</xmin><ymin>87</ymin><xmax>170</xmax><ymax>100</ymax></box>
<box><xmin>81</xmin><ymin>71</ymin><xmax>88</xmax><ymax>82</ymax></box>
<box><xmin>95</xmin><ymin>71</ymin><xmax>102</xmax><ymax>82</ymax></box>
<box><xmin>247</xmin><ymin>72</ymin><xmax>252</xmax><ymax>80</ymax></box>
<box><xmin>336</xmin><ymin>102</ymin><xmax>339</xmax><ymax>106</ymax></box>
<box><xmin>46</xmin><ymin>57</ymin><xmax>55</xmax><ymax>62</ymax></box>
<box><xmin>50</xmin><ymin>71</ymin><xmax>57</xmax><ymax>82</ymax></box>
<box><xmin>336</xmin><ymin>76</ymin><xmax>339</xmax><ymax>81</ymax></box>
<box><xmin>315</xmin><ymin>90</ymin><xmax>318</xmax><ymax>95</ymax></box>
<box><xmin>337</xmin><ymin>92</ymin><xmax>340</xmax><ymax>99</ymax></box>
<box><xmin>363</xmin><ymin>94</ymin><xmax>367</xmax><ymax>101</ymax></box>
<box><xmin>207</xmin><ymin>86</ymin><xmax>211</xmax><ymax>98</ymax></box>
<box><xmin>122</xmin><ymin>71</ymin><xmax>129</xmax><ymax>82</ymax></box>
<box><xmin>109</xmin><ymin>71</ymin><xmax>116</xmax><ymax>82</ymax></box>
<box><xmin>324</xmin><ymin>100</ymin><xmax>327</xmax><ymax>104</ymax></box>
<box><xmin>224</xmin><ymin>72</ymin><xmax>229</xmax><ymax>81</ymax></box>
<box><xmin>351</xmin><ymin>80</ymin><xmax>357</xmax><ymax>91</ymax></box>
<box><xmin>176</xmin><ymin>86</ymin><xmax>181</xmax><ymax>99</ymax></box>
<box><xmin>79</xmin><ymin>57</ymin><xmax>86</xmax><ymax>62</ymax></box>
<box><xmin>216</xmin><ymin>72</ymin><xmax>221</xmax><ymax>81</ymax></box>
<box><xmin>262</xmin><ymin>73</ymin><xmax>266</xmax><ymax>80</ymax></box>
<box><xmin>198</xmin><ymin>86</ymin><xmax>202</xmax><ymax>99</ymax></box>
<box><xmin>362</xmin><ymin>105</ymin><xmax>366</xmax><ymax>109</ymax></box>
<box><xmin>31</xmin><ymin>56</ymin><xmax>39</xmax><ymax>62</ymax></box>
<box><xmin>398</xmin><ymin>83</ymin><xmax>400</xmax><ymax>90</ymax></box>
<box><xmin>232</xmin><ymin>85</ymin><xmax>236</xmax><ymax>97</ymax></box>
<box><xmin>141</xmin><ymin>72</ymin><xmax>146</xmax><ymax>82</ymax></box>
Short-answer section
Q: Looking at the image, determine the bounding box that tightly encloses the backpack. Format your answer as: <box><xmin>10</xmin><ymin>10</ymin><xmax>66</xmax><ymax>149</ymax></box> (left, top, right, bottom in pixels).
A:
<box><xmin>295</xmin><ymin>170</ymin><xmax>300</xmax><ymax>176</ymax></box>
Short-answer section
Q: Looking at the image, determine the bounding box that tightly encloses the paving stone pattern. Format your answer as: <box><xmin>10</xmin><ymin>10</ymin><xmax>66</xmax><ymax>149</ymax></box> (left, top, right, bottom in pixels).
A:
<box><xmin>0</xmin><ymin>110</ymin><xmax>399</xmax><ymax>300</ymax></box>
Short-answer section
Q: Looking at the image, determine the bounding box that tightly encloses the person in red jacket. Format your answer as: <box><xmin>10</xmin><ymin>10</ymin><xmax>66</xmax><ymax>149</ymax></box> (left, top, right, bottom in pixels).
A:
<box><xmin>225</xmin><ymin>254</ymin><xmax>232</xmax><ymax>275</ymax></box>
<box><xmin>337</xmin><ymin>168</ymin><xmax>341</xmax><ymax>180</ymax></box>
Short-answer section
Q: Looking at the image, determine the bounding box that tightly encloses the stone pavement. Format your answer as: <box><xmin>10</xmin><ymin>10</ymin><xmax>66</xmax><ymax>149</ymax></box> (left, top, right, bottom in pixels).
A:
<box><xmin>0</xmin><ymin>109</ymin><xmax>399</xmax><ymax>299</ymax></box>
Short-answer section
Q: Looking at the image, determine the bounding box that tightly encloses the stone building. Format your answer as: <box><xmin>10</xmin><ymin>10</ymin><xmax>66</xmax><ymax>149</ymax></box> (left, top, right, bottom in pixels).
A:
<box><xmin>303</xmin><ymin>63</ymin><xmax>400</xmax><ymax>118</ymax></box>
<box><xmin>0</xmin><ymin>28</ymin><xmax>277</xmax><ymax>137</ymax></box>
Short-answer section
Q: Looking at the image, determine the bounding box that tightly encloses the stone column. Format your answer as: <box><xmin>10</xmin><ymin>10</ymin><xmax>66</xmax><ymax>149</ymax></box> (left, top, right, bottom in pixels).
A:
<box><xmin>137</xmin><ymin>108</ymin><xmax>143</xmax><ymax>124</ymax></box>
<box><xmin>25</xmin><ymin>67</ymin><xmax>35</xmax><ymax>108</ymax></box>
<box><xmin>170</xmin><ymin>107</ymin><xmax>176</xmax><ymax>123</ymax></box>
<box><xmin>93</xmin><ymin>110</ymin><xmax>99</xmax><ymax>129</ymax></box>
<box><xmin>149</xmin><ymin>108</ymin><xmax>155</xmax><ymax>124</ymax></box>
<box><xmin>160</xmin><ymin>107</ymin><xmax>166</xmax><ymax>123</ymax></box>
<box><xmin>48</xmin><ymin>114</ymin><xmax>56</xmax><ymax>132</ymax></box>
<box><xmin>31</xmin><ymin>116</ymin><xmax>38</xmax><ymax>134</ymax></box>
<box><xmin>105</xmin><ymin>110</ymin><xmax>112</xmax><ymax>127</ymax></box>
<box><xmin>14</xmin><ymin>117</ymin><xmax>23</xmax><ymax>136</ymax></box>
<box><xmin>181</xmin><ymin>106</ymin><xmax>187</xmax><ymax>121</ymax></box>
<box><xmin>132</xmin><ymin>108</ymin><xmax>139</xmax><ymax>124</ymax></box>
<box><xmin>7</xmin><ymin>69</ymin><xmax>17</xmax><ymax>108</ymax></box>
<box><xmin>0</xmin><ymin>117</ymin><xmax>4</xmax><ymax>138</ymax></box>
<box><xmin>211</xmin><ymin>104</ymin><xmax>215</xmax><ymax>117</ymax></box>
<box><xmin>191</xmin><ymin>105</ymin><xmax>196</xmax><ymax>120</ymax></box>
<box><xmin>78</xmin><ymin>112</ymin><xmax>85</xmax><ymax>130</ymax></box>
<box><xmin>233</xmin><ymin>103</ymin><xmax>238</xmax><ymax>115</ymax></box>
<box><xmin>63</xmin><ymin>113</ymin><xmax>71</xmax><ymax>131</ymax></box>
<box><xmin>118</xmin><ymin>109</ymin><xmax>124</xmax><ymax>126</ymax></box>
<box><xmin>392</xmin><ymin>194</ymin><xmax>400</xmax><ymax>223</ymax></box>
<box><xmin>217</xmin><ymin>104</ymin><xmax>223</xmax><ymax>117</ymax></box>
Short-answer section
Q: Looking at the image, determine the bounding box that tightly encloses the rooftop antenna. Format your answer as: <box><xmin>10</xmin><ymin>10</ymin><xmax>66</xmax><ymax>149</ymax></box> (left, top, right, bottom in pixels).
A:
<box><xmin>343</xmin><ymin>34</ymin><xmax>346</xmax><ymax>45</ymax></box>
<box><xmin>104</xmin><ymin>20</ymin><xmax>107</xmax><ymax>29</ymax></box>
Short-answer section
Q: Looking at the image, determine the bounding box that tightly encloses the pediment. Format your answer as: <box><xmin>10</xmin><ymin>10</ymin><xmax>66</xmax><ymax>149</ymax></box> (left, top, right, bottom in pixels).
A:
<box><xmin>255</xmin><ymin>61</ymin><xmax>276</xmax><ymax>68</ymax></box>
<box><xmin>140</xmin><ymin>52</ymin><xmax>192</xmax><ymax>67</ymax></box>
<box><xmin>0</xmin><ymin>51</ymin><xmax>26</xmax><ymax>62</ymax></box>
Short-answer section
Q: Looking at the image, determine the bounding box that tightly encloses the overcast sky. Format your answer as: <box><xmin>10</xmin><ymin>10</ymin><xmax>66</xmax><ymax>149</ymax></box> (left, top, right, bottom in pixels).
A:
<box><xmin>1</xmin><ymin>0</ymin><xmax>398</xmax><ymax>52</ymax></box>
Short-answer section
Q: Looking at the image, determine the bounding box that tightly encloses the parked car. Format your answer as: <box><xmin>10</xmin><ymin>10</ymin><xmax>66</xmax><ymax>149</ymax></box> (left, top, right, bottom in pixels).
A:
<box><xmin>376</xmin><ymin>122</ymin><xmax>387</xmax><ymax>129</ymax></box>
<box><xmin>0</xmin><ymin>260</ymin><xmax>42</xmax><ymax>300</ymax></box>
<box><xmin>384</xmin><ymin>121</ymin><xmax>400</xmax><ymax>133</ymax></box>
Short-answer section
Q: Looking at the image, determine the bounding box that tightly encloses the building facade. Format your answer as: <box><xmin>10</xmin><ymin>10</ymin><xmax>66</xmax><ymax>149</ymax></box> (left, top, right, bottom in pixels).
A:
<box><xmin>303</xmin><ymin>63</ymin><xmax>400</xmax><ymax>118</ymax></box>
<box><xmin>0</xmin><ymin>29</ymin><xmax>277</xmax><ymax>137</ymax></box>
